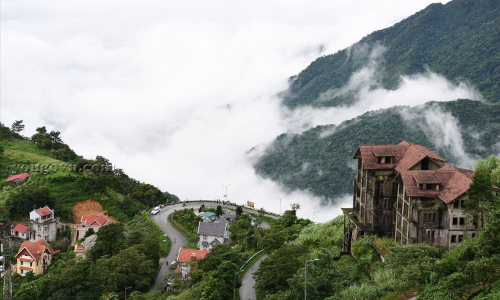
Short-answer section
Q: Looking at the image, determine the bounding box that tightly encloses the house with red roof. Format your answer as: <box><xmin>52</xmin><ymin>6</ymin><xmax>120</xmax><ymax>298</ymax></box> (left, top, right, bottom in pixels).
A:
<box><xmin>5</xmin><ymin>173</ymin><xmax>30</xmax><ymax>187</ymax></box>
<box><xmin>28</xmin><ymin>206</ymin><xmax>63</xmax><ymax>242</ymax></box>
<box><xmin>11</xmin><ymin>224</ymin><xmax>29</xmax><ymax>240</ymax></box>
<box><xmin>14</xmin><ymin>239</ymin><xmax>54</xmax><ymax>276</ymax></box>
<box><xmin>175</xmin><ymin>248</ymin><xmax>210</xmax><ymax>280</ymax></box>
<box><xmin>342</xmin><ymin>141</ymin><xmax>499</xmax><ymax>251</ymax></box>
<box><xmin>77</xmin><ymin>214</ymin><xmax>109</xmax><ymax>239</ymax></box>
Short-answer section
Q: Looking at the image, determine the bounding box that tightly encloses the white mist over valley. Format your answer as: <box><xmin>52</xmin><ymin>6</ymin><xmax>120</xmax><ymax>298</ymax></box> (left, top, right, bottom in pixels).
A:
<box><xmin>3</xmin><ymin>0</ymin><xmax>484</xmax><ymax>222</ymax></box>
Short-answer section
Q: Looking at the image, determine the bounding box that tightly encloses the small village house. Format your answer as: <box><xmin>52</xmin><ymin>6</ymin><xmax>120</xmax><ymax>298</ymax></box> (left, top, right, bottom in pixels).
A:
<box><xmin>75</xmin><ymin>234</ymin><xmax>98</xmax><ymax>260</ymax></box>
<box><xmin>11</xmin><ymin>224</ymin><xmax>29</xmax><ymax>240</ymax></box>
<box><xmin>14</xmin><ymin>239</ymin><xmax>55</xmax><ymax>276</ymax></box>
<box><xmin>5</xmin><ymin>173</ymin><xmax>30</xmax><ymax>187</ymax></box>
<box><xmin>28</xmin><ymin>206</ymin><xmax>64</xmax><ymax>242</ymax></box>
<box><xmin>197</xmin><ymin>217</ymin><xmax>232</xmax><ymax>250</ymax></box>
<box><xmin>77</xmin><ymin>214</ymin><xmax>109</xmax><ymax>239</ymax></box>
<box><xmin>175</xmin><ymin>248</ymin><xmax>210</xmax><ymax>280</ymax></box>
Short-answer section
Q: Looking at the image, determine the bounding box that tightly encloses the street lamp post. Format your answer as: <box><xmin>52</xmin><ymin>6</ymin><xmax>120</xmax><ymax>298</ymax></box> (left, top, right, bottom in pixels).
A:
<box><xmin>125</xmin><ymin>286</ymin><xmax>132</xmax><ymax>300</ymax></box>
<box><xmin>222</xmin><ymin>184</ymin><xmax>231</xmax><ymax>203</ymax></box>
<box><xmin>234</xmin><ymin>270</ymin><xmax>244</xmax><ymax>299</ymax></box>
<box><xmin>304</xmin><ymin>257</ymin><xmax>319</xmax><ymax>300</ymax></box>
<box><xmin>312</xmin><ymin>211</ymin><xmax>319</xmax><ymax>223</ymax></box>
<box><xmin>276</xmin><ymin>196</ymin><xmax>286</xmax><ymax>215</ymax></box>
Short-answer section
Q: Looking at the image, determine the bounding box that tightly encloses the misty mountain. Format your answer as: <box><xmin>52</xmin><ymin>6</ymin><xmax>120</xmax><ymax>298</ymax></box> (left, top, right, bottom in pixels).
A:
<box><xmin>254</xmin><ymin>100</ymin><xmax>500</xmax><ymax>202</ymax></box>
<box><xmin>282</xmin><ymin>0</ymin><xmax>500</xmax><ymax>109</ymax></box>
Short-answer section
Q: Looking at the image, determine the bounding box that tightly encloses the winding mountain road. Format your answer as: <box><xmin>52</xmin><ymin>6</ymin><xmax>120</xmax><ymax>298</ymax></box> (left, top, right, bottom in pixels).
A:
<box><xmin>150</xmin><ymin>201</ymin><xmax>277</xmax><ymax>290</ymax></box>
<box><xmin>239</xmin><ymin>254</ymin><xmax>267</xmax><ymax>300</ymax></box>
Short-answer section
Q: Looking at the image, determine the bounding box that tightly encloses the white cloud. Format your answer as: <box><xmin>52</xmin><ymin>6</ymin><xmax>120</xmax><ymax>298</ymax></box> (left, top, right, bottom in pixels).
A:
<box><xmin>1</xmin><ymin>0</ymin><xmax>458</xmax><ymax>222</ymax></box>
<box><xmin>400</xmin><ymin>105</ymin><xmax>477</xmax><ymax>169</ymax></box>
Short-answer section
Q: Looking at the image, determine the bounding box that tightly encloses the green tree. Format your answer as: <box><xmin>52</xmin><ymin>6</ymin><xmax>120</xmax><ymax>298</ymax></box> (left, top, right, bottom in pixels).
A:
<box><xmin>11</xmin><ymin>120</ymin><xmax>25</xmax><ymax>134</ymax></box>
<box><xmin>465</xmin><ymin>256</ymin><xmax>500</xmax><ymax>292</ymax></box>
<box><xmin>254</xmin><ymin>245</ymin><xmax>308</xmax><ymax>296</ymax></box>
<box><xmin>32</xmin><ymin>126</ymin><xmax>53</xmax><ymax>149</ymax></box>
<box><xmin>215</xmin><ymin>205</ymin><xmax>223</xmax><ymax>217</ymax></box>
<box><xmin>236</xmin><ymin>206</ymin><xmax>243</xmax><ymax>217</ymax></box>
<box><xmin>106</xmin><ymin>247</ymin><xmax>155</xmax><ymax>294</ymax></box>
<box><xmin>465</xmin><ymin>171</ymin><xmax>495</xmax><ymax>228</ymax></box>
<box><xmin>84</xmin><ymin>228</ymin><xmax>95</xmax><ymax>238</ymax></box>
<box><xmin>89</xmin><ymin>223</ymin><xmax>126</xmax><ymax>260</ymax></box>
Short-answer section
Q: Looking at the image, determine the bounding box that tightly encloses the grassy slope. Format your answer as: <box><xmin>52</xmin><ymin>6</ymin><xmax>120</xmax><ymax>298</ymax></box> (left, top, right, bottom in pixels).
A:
<box><xmin>1</xmin><ymin>139</ymin><xmax>133</xmax><ymax>222</ymax></box>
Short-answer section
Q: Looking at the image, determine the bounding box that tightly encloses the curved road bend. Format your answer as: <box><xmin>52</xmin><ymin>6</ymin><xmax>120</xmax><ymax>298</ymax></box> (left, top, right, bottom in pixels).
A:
<box><xmin>240</xmin><ymin>254</ymin><xmax>267</xmax><ymax>300</ymax></box>
<box><xmin>150</xmin><ymin>201</ymin><xmax>277</xmax><ymax>290</ymax></box>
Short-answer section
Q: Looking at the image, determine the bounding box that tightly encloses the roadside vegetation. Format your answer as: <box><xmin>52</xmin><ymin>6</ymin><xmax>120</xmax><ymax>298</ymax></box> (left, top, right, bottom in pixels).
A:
<box><xmin>160</xmin><ymin>156</ymin><xmax>500</xmax><ymax>300</ymax></box>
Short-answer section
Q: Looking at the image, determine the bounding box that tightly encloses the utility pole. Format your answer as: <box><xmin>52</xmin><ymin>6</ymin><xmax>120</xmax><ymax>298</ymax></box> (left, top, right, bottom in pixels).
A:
<box><xmin>276</xmin><ymin>196</ymin><xmax>286</xmax><ymax>215</ymax></box>
<box><xmin>222</xmin><ymin>184</ymin><xmax>231</xmax><ymax>210</ymax></box>
<box><xmin>3</xmin><ymin>237</ymin><xmax>13</xmax><ymax>300</ymax></box>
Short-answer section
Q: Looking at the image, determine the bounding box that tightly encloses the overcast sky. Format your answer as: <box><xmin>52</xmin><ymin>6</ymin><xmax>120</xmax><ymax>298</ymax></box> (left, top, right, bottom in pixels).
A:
<box><xmin>3</xmin><ymin>0</ymin><xmax>480</xmax><ymax>222</ymax></box>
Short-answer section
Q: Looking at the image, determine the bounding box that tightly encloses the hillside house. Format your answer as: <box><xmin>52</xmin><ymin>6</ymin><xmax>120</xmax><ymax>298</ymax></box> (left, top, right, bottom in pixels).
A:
<box><xmin>175</xmin><ymin>248</ymin><xmax>210</xmax><ymax>280</ymax></box>
<box><xmin>197</xmin><ymin>219</ymin><xmax>232</xmax><ymax>250</ymax></box>
<box><xmin>11</xmin><ymin>224</ymin><xmax>29</xmax><ymax>240</ymax></box>
<box><xmin>77</xmin><ymin>214</ymin><xmax>109</xmax><ymax>239</ymax></box>
<box><xmin>28</xmin><ymin>206</ymin><xmax>63</xmax><ymax>242</ymax></box>
<box><xmin>222</xmin><ymin>211</ymin><xmax>237</xmax><ymax>225</ymax></box>
<box><xmin>75</xmin><ymin>234</ymin><xmax>98</xmax><ymax>260</ymax></box>
<box><xmin>5</xmin><ymin>173</ymin><xmax>30</xmax><ymax>187</ymax></box>
<box><xmin>14</xmin><ymin>239</ymin><xmax>54</xmax><ymax>276</ymax></box>
<box><xmin>342</xmin><ymin>141</ymin><xmax>497</xmax><ymax>251</ymax></box>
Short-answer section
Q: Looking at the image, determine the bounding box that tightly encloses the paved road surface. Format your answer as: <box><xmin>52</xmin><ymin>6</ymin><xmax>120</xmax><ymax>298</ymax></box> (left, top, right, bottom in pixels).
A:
<box><xmin>150</xmin><ymin>201</ymin><xmax>277</xmax><ymax>290</ymax></box>
<box><xmin>240</xmin><ymin>254</ymin><xmax>267</xmax><ymax>300</ymax></box>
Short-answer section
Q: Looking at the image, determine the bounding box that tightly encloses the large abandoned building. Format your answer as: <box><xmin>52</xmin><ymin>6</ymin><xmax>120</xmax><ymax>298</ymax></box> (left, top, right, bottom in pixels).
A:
<box><xmin>342</xmin><ymin>141</ymin><xmax>498</xmax><ymax>251</ymax></box>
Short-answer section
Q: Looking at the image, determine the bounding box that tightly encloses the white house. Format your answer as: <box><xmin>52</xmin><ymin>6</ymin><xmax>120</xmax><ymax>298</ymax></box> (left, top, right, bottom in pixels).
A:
<box><xmin>28</xmin><ymin>206</ymin><xmax>62</xmax><ymax>242</ymax></box>
<box><xmin>197</xmin><ymin>217</ymin><xmax>232</xmax><ymax>250</ymax></box>
<box><xmin>11</xmin><ymin>224</ymin><xmax>29</xmax><ymax>240</ymax></box>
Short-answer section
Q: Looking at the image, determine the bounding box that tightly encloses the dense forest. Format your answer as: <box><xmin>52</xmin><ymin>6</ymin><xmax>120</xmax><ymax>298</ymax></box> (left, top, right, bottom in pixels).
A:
<box><xmin>282</xmin><ymin>0</ymin><xmax>500</xmax><ymax>109</ymax></box>
<box><xmin>255</xmin><ymin>100</ymin><xmax>500</xmax><ymax>202</ymax></box>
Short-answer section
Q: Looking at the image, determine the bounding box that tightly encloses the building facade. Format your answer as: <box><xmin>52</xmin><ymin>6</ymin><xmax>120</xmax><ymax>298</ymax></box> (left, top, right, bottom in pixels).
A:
<box><xmin>15</xmin><ymin>239</ymin><xmax>54</xmax><ymax>276</ymax></box>
<box><xmin>76</xmin><ymin>214</ymin><xmax>109</xmax><ymax>239</ymax></box>
<box><xmin>28</xmin><ymin>206</ymin><xmax>62</xmax><ymax>242</ymax></box>
<box><xmin>343</xmin><ymin>141</ymin><xmax>497</xmax><ymax>251</ymax></box>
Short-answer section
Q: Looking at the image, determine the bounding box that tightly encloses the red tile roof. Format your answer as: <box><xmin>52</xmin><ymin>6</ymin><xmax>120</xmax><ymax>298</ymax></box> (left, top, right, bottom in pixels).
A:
<box><xmin>412</xmin><ymin>173</ymin><xmax>442</xmax><ymax>184</ymax></box>
<box><xmin>5</xmin><ymin>173</ymin><xmax>29</xmax><ymax>182</ymax></box>
<box><xmin>20</xmin><ymin>266</ymin><xmax>33</xmax><ymax>271</ymax></box>
<box><xmin>354</xmin><ymin>141</ymin><xmax>446</xmax><ymax>172</ymax></box>
<box><xmin>399</xmin><ymin>166</ymin><xmax>473</xmax><ymax>204</ymax></box>
<box><xmin>177</xmin><ymin>248</ymin><xmax>210</xmax><ymax>263</ymax></box>
<box><xmin>12</xmin><ymin>224</ymin><xmax>29</xmax><ymax>234</ymax></box>
<box><xmin>81</xmin><ymin>214</ymin><xmax>108</xmax><ymax>226</ymax></box>
<box><xmin>17</xmin><ymin>239</ymin><xmax>54</xmax><ymax>261</ymax></box>
<box><xmin>35</xmin><ymin>207</ymin><xmax>52</xmax><ymax>217</ymax></box>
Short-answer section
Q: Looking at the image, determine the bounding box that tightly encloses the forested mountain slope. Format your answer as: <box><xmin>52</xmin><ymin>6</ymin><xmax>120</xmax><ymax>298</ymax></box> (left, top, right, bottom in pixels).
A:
<box><xmin>282</xmin><ymin>0</ymin><xmax>500</xmax><ymax>108</ymax></box>
<box><xmin>0</xmin><ymin>122</ymin><xmax>178</xmax><ymax>222</ymax></box>
<box><xmin>254</xmin><ymin>100</ymin><xmax>500</xmax><ymax>202</ymax></box>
